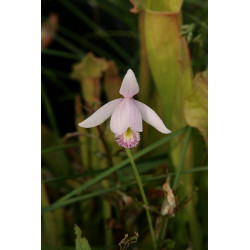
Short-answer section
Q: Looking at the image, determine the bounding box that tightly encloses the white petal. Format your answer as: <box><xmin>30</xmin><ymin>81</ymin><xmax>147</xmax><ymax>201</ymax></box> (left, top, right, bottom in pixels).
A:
<box><xmin>133</xmin><ymin>100</ymin><xmax>171</xmax><ymax>134</ymax></box>
<box><xmin>119</xmin><ymin>69</ymin><xmax>139</xmax><ymax>98</ymax></box>
<box><xmin>110</xmin><ymin>98</ymin><xmax>142</xmax><ymax>135</ymax></box>
<box><xmin>78</xmin><ymin>98</ymin><xmax>122</xmax><ymax>128</ymax></box>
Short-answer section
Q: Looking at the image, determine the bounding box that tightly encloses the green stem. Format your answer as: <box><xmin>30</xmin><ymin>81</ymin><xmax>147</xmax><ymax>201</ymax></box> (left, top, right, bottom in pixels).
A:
<box><xmin>42</xmin><ymin>67</ymin><xmax>72</xmax><ymax>94</ymax></box>
<box><xmin>41</xmin><ymin>48</ymin><xmax>82</xmax><ymax>60</ymax></box>
<box><xmin>53</xmin><ymin>126</ymin><xmax>187</xmax><ymax>202</ymax></box>
<box><xmin>172</xmin><ymin>126</ymin><xmax>192</xmax><ymax>190</ymax></box>
<box><xmin>43</xmin><ymin>166</ymin><xmax>208</xmax><ymax>185</ymax></box>
<box><xmin>102</xmin><ymin>198</ymin><xmax>113</xmax><ymax>248</ymax></box>
<box><xmin>54</xmin><ymin>34</ymin><xmax>84</xmax><ymax>54</ymax></box>
<box><xmin>157</xmin><ymin>126</ymin><xmax>192</xmax><ymax>243</ymax></box>
<box><xmin>157</xmin><ymin>217</ymin><xmax>169</xmax><ymax>243</ymax></box>
<box><xmin>125</xmin><ymin>148</ymin><xmax>157</xmax><ymax>250</ymax></box>
<box><xmin>97</xmin><ymin>126</ymin><xmax>114</xmax><ymax>167</ymax></box>
<box><xmin>41</xmin><ymin>82</ymin><xmax>59</xmax><ymax>137</ymax></box>
<box><xmin>42</xmin><ymin>166</ymin><xmax>208</xmax><ymax>213</ymax></box>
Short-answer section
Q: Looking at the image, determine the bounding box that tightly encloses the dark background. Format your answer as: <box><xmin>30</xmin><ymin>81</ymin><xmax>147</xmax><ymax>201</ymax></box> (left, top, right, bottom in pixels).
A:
<box><xmin>42</xmin><ymin>0</ymin><xmax>207</xmax><ymax>136</ymax></box>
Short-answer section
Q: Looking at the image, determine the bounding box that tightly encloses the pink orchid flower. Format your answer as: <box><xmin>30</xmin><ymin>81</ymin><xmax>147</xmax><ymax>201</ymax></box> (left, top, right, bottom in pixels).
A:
<box><xmin>79</xmin><ymin>69</ymin><xmax>171</xmax><ymax>148</ymax></box>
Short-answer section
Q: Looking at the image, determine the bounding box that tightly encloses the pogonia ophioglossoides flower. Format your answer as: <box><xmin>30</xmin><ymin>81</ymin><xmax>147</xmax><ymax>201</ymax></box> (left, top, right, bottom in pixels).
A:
<box><xmin>78</xmin><ymin>69</ymin><xmax>171</xmax><ymax>148</ymax></box>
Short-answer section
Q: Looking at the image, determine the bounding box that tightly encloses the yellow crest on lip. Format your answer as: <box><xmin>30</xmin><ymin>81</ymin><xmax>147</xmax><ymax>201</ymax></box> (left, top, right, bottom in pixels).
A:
<box><xmin>123</xmin><ymin>127</ymin><xmax>134</xmax><ymax>140</ymax></box>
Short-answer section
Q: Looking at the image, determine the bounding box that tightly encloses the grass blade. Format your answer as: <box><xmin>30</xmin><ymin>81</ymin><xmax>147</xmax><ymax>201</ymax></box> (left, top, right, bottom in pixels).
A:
<box><xmin>42</xmin><ymin>165</ymin><xmax>207</xmax><ymax>213</ymax></box>
<box><xmin>41</xmin><ymin>142</ymin><xmax>82</xmax><ymax>155</ymax></box>
<box><xmin>173</xmin><ymin>126</ymin><xmax>192</xmax><ymax>189</ymax></box>
<box><xmin>95</xmin><ymin>0</ymin><xmax>136</xmax><ymax>29</ymax></box>
<box><xmin>42</xmin><ymin>49</ymin><xmax>83</xmax><ymax>60</ymax></box>
<box><xmin>42</xmin><ymin>48</ymin><xmax>83</xmax><ymax>60</ymax></box>
<box><xmin>58</xmin><ymin>0</ymin><xmax>132</xmax><ymax>63</ymax></box>
<box><xmin>41</xmin><ymin>81</ymin><xmax>59</xmax><ymax>136</ymax></box>
<box><xmin>43</xmin><ymin>156</ymin><xmax>167</xmax><ymax>184</ymax></box>
<box><xmin>158</xmin><ymin>126</ymin><xmax>192</xmax><ymax>242</ymax></box>
<box><xmin>43</xmin><ymin>126</ymin><xmax>187</xmax><ymax>212</ymax></box>
<box><xmin>54</xmin><ymin>34</ymin><xmax>85</xmax><ymax>54</ymax></box>
<box><xmin>42</xmin><ymin>67</ymin><xmax>73</xmax><ymax>93</ymax></box>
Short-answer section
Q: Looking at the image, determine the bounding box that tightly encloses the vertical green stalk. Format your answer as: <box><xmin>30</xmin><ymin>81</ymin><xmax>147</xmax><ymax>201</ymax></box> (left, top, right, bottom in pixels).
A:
<box><xmin>125</xmin><ymin>148</ymin><xmax>157</xmax><ymax>250</ymax></box>
<box><xmin>102</xmin><ymin>194</ymin><xmax>113</xmax><ymax>248</ymax></box>
<box><xmin>157</xmin><ymin>126</ymin><xmax>192</xmax><ymax>242</ymax></box>
<box><xmin>41</xmin><ymin>81</ymin><xmax>59</xmax><ymax>137</ymax></box>
<box><xmin>41</xmin><ymin>182</ymin><xmax>57</xmax><ymax>246</ymax></box>
<box><xmin>172</xmin><ymin>127</ymin><xmax>192</xmax><ymax>189</ymax></box>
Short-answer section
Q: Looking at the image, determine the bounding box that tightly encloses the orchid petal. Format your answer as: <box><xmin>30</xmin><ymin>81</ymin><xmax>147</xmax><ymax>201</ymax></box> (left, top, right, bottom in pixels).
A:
<box><xmin>133</xmin><ymin>100</ymin><xmax>171</xmax><ymax>134</ymax></box>
<box><xmin>78</xmin><ymin>98</ymin><xmax>122</xmax><ymax>128</ymax></box>
<box><xmin>119</xmin><ymin>69</ymin><xmax>139</xmax><ymax>98</ymax></box>
<box><xmin>110</xmin><ymin>98</ymin><xmax>142</xmax><ymax>135</ymax></box>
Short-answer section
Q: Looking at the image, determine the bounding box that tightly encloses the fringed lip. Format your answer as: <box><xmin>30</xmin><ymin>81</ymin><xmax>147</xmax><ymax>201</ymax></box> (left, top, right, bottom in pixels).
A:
<box><xmin>115</xmin><ymin>128</ymin><xmax>140</xmax><ymax>148</ymax></box>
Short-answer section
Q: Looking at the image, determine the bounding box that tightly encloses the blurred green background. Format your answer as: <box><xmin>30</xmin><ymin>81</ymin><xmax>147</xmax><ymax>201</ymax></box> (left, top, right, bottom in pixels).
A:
<box><xmin>41</xmin><ymin>0</ymin><xmax>208</xmax><ymax>249</ymax></box>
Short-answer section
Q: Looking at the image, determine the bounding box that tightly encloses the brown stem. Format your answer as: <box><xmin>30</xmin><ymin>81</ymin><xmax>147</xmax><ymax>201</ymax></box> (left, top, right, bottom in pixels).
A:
<box><xmin>175</xmin><ymin>187</ymin><xmax>199</xmax><ymax>212</ymax></box>
<box><xmin>97</xmin><ymin>126</ymin><xmax>114</xmax><ymax>167</ymax></box>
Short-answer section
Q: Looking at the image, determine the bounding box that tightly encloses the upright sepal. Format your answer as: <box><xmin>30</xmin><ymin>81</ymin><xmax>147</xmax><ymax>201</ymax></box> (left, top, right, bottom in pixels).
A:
<box><xmin>119</xmin><ymin>69</ymin><xmax>139</xmax><ymax>98</ymax></box>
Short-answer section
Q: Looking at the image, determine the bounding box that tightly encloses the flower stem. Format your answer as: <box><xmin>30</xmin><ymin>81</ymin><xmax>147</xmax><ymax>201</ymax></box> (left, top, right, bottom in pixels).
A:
<box><xmin>125</xmin><ymin>148</ymin><xmax>157</xmax><ymax>250</ymax></box>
